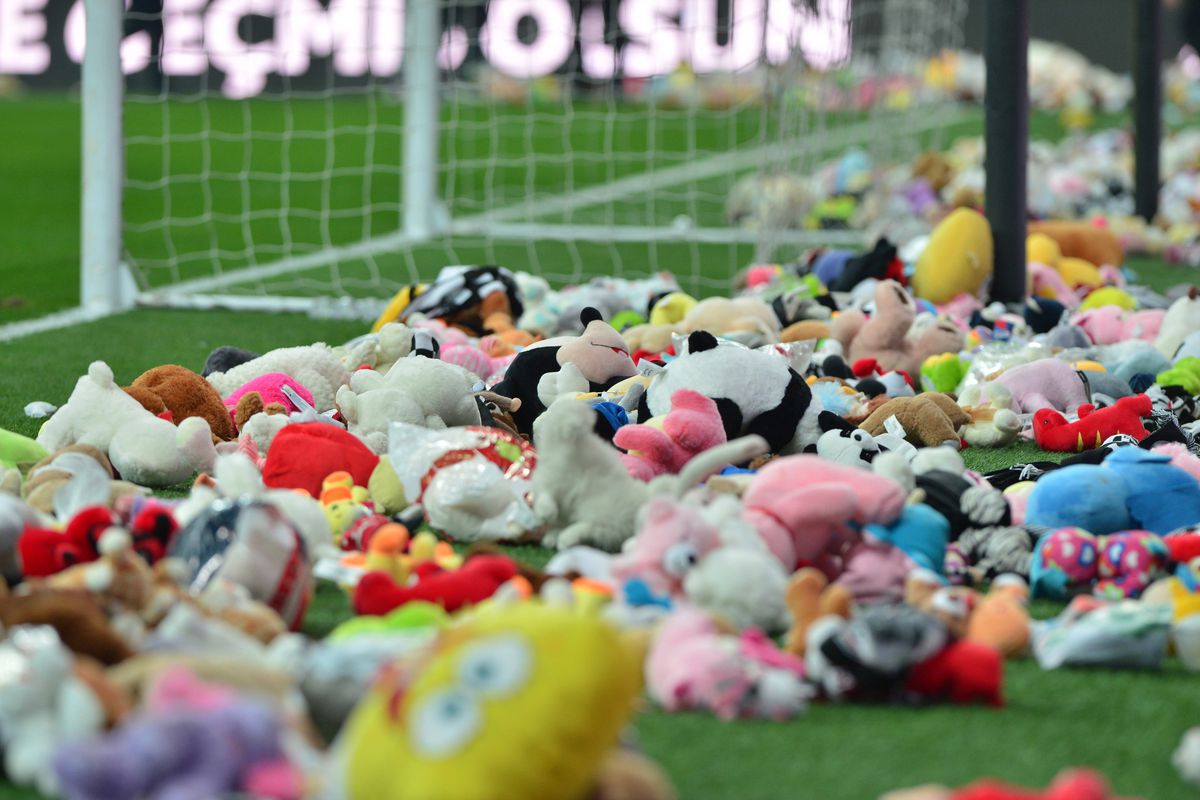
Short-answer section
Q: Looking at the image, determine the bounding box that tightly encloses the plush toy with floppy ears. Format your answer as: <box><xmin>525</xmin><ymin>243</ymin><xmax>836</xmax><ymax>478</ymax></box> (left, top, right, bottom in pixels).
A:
<box><xmin>491</xmin><ymin>307</ymin><xmax>637</xmax><ymax>437</ymax></box>
<box><xmin>832</xmin><ymin>280</ymin><xmax>965</xmax><ymax>377</ymax></box>
<box><xmin>614</xmin><ymin>389</ymin><xmax>727</xmax><ymax>480</ymax></box>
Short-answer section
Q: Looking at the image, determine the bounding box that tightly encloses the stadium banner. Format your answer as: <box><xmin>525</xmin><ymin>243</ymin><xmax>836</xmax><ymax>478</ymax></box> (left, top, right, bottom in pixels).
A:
<box><xmin>0</xmin><ymin>0</ymin><xmax>855</xmax><ymax>97</ymax></box>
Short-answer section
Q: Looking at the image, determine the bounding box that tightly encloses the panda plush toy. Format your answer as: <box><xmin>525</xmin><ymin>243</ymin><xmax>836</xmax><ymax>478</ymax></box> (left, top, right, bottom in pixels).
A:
<box><xmin>638</xmin><ymin>330</ymin><xmax>822</xmax><ymax>454</ymax></box>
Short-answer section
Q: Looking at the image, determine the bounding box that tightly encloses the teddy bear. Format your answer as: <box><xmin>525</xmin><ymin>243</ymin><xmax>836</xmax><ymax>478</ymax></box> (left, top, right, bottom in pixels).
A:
<box><xmin>0</xmin><ymin>625</ymin><xmax>110</xmax><ymax>796</ymax></box>
<box><xmin>859</xmin><ymin>393</ymin><xmax>971</xmax><ymax>449</ymax></box>
<box><xmin>123</xmin><ymin>365</ymin><xmax>237</xmax><ymax>442</ymax></box>
<box><xmin>335</xmin><ymin>356</ymin><xmax>482</xmax><ymax>454</ymax></box>
<box><xmin>1028</xmin><ymin>219</ymin><xmax>1124</xmax><ymax>267</ymax></box>
<box><xmin>679</xmin><ymin>296</ymin><xmax>781</xmax><ymax>346</ymax></box>
<box><xmin>614</xmin><ymin>389</ymin><xmax>727</xmax><ymax>481</ymax></box>
<box><xmin>205</xmin><ymin>343</ymin><xmax>351</xmax><ymax>412</ymax></box>
<box><xmin>37</xmin><ymin>362</ymin><xmax>217</xmax><ymax>488</ymax></box>
<box><xmin>16</xmin><ymin>444</ymin><xmax>147</xmax><ymax>515</ymax></box>
<box><xmin>956</xmin><ymin>384</ymin><xmax>1022</xmax><ymax>448</ymax></box>
<box><xmin>832</xmin><ymin>280</ymin><xmax>965</xmax><ymax>376</ymax></box>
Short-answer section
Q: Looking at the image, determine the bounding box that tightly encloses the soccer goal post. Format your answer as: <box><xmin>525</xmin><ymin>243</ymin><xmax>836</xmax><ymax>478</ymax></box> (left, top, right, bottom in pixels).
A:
<box><xmin>64</xmin><ymin>0</ymin><xmax>972</xmax><ymax>324</ymax></box>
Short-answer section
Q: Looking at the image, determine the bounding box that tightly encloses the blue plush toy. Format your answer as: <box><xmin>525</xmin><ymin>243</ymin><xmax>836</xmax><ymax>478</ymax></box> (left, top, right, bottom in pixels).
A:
<box><xmin>1026</xmin><ymin>447</ymin><xmax>1200</xmax><ymax>535</ymax></box>
<box><xmin>864</xmin><ymin>503</ymin><xmax>950</xmax><ymax>575</ymax></box>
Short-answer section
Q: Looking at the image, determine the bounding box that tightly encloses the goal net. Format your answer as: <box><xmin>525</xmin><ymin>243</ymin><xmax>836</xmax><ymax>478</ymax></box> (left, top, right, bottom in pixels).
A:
<box><xmin>115</xmin><ymin>0</ymin><xmax>970</xmax><ymax>314</ymax></box>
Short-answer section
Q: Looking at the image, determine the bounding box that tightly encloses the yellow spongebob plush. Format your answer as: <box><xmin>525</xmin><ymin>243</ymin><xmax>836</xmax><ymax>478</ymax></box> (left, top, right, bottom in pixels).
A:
<box><xmin>340</xmin><ymin>603</ymin><xmax>645</xmax><ymax>800</ymax></box>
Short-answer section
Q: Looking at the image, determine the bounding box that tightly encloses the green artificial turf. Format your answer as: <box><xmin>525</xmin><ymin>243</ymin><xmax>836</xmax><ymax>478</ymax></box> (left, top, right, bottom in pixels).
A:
<box><xmin>3</xmin><ymin>94</ymin><xmax>1200</xmax><ymax>799</ymax></box>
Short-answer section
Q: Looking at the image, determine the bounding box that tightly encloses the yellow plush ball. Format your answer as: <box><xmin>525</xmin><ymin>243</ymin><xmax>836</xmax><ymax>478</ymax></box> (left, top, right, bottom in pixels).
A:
<box><xmin>342</xmin><ymin>603</ymin><xmax>643</xmax><ymax>800</ymax></box>
<box><xmin>1026</xmin><ymin>232</ymin><xmax>1061</xmax><ymax>267</ymax></box>
<box><xmin>1056</xmin><ymin>256</ymin><xmax>1103</xmax><ymax>289</ymax></box>
<box><xmin>1078</xmin><ymin>286</ymin><xmax>1137</xmax><ymax>312</ymax></box>
<box><xmin>912</xmin><ymin>207</ymin><xmax>994</xmax><ymax>304</ymax></box>
<box><xmin>648</xmin><ymin>292</ymin><xmax>698</xmax><ymax>326</ymax></box>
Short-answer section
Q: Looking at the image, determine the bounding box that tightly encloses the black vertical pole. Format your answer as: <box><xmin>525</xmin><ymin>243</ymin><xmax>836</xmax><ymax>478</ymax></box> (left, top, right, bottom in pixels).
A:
<box><xmin>1134</xmin><ymin>0</ymin><xmax>1163</xmax><ymax>222</ymax></box>
<box><xmin>985</xmin><ymin>0</ymin><xmax>1029</xmax><ymax>305</ymax></box>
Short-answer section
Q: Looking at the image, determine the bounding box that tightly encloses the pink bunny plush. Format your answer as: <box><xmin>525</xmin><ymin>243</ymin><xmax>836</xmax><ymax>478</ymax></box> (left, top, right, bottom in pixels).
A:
<box><xmin>740</xmin><ymin>455</ymin><xmax>907</xmax><ymax>574</ymax></box>
<box><xmin>614</xmin><ymin>389</ymin><xmax>727</xmax><ymax>481</ymax></box>
<box><xmin>610</xmin><ymin>497</ymin><xmax>723</xmax><ymax>597</ymax></box>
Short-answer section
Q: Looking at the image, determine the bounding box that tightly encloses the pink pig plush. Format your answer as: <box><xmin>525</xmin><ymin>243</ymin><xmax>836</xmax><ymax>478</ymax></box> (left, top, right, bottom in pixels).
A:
<box><xmin>614</xmin><ymin>389</ymin><xmax>727</xmax><ymax>481</ymax></box>
<box><xmin>740</xmin><ymin>455</ymin><xmax>907</xmax><ymax>574</ymax></box>
<box><xmin>1071</xmin><ymin>306</ymin><xmax>1164</xmax><ymax>345</ymax></box>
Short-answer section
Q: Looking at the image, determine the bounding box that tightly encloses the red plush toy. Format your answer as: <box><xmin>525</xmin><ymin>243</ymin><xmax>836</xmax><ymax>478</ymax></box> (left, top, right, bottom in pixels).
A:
<box><xmin>950</xmin><ymin>768</ymin><xmax>1130</xmax><ymax>800</ymax></box>
<box><xmin>261</xmin><ymin>423</ymin><xmax>380</xmax><ymax>497</ymax></box>
<box><xmin>1033</xmin><ymin>395</ymin><xmax>1152</xmax><ymax>453</ymax></box>
<box><xmin>906</xmin><ymin>639</ymin><xmax>1004</xmax><ymax>707</ymax></box>
<box><xmin>18</xmin><ymin>506</ymin><xmax>115</xmax><ymax>577</ymax></box>
<box><xmin>1166</xmin><ymin>529</ymin><xmax>1200</xmax><ymax>565</ymax></box>
<box><xmin>352</xmin><ymin>554</ymin><xmax>520</xmax><ymax>616</ymax></box>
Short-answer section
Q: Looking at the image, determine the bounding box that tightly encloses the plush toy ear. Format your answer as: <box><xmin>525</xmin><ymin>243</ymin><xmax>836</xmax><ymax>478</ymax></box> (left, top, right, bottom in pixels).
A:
<box><xmin>686</xmin><ymin>331</ymin><xmax>719</xmax><ymax>354</ymax></box>
<box><xmin>580</xmin><ymin>307</ymin><xmax>603</xmax><ymax>327</ymax></box>
<box><xmin>817</xmin><ymin>410</ymin><xmax>856</xmax><ymax>434</ymax></box>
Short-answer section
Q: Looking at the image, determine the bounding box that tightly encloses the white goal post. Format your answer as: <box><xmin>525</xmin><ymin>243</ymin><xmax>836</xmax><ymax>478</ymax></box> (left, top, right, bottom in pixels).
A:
<box><xmin>1</xmin><ymin>0</ymin><xmax>970</xmax><ymax>341</ymax></box>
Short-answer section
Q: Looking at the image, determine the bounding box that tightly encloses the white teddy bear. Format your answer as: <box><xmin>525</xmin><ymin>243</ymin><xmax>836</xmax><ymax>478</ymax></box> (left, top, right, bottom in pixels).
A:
<box><xmin>335</xmin><ymin>357</ymin><xmax>482</xmax><ymax>454</ymax></box>
<box><xmin>206</xmin><ymin>343</ymin><xmax>351</xmax><ymax>411</ymax></box>
<box><xmin>0</xmin><ymin>626</ymin><xmax>107</xmax><ymax>797</ymax></box>
<box><xmin>36</xmin><ymin>362</ymin><xmax>216</xmax><ymax>487</ymax></box>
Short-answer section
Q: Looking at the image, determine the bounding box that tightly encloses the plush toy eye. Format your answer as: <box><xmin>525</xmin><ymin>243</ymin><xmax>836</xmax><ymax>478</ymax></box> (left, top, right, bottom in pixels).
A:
<box><xmin>409</xmin><ymin>687</ymin><xmax>481</xmax><ymax>756</ymax></box>
<box><xmin>457</xmin><ymin>636</ymin><xmax>532</xmax><ymax>698</ymax></box>
<box><xmin>664</xmin><ymin>543</ymin><xmax>700</xmax><ymax>576</ymax></box>
<box><xmin>851</xmin><ymin>430</ymin><xmax>869</xmax><ymax>445</ymax></box>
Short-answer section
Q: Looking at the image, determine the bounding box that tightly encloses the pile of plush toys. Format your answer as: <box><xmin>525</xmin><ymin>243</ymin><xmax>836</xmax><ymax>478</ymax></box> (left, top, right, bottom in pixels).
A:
<box><xmin>7</xmin><ymin>215</ymin><xmax>1200</xmax><ymax>797</ymax></box>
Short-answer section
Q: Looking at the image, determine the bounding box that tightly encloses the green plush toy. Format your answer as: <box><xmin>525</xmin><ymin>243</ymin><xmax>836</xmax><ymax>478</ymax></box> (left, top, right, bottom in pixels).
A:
<box><xmin>912</xmin><ymin>207</ymin><xmax>994</xmax><ymax>304</ymax></box>
<box><xmin>329</xmin><ymin>601</ymin><xmax>448</xmax><ymax>641</ymax></box>
<box><xmin>920</xmin><ymin>352</ymin><xmax>970</xmax><ymax>394</ymax></box>
<box><xmin>610</xmin><ymin>310</ymin><xmax>646</xmax><ymax>332</ymax></box>
<box><xmin>0</xmin><ymin>428</ymin><xmax>47</xmax><ymax>471</ymax></box>
<box><xmin>1157</xmin><ymin>357</ymin><xmax>1200</xmax><ymax>395</ymax></box>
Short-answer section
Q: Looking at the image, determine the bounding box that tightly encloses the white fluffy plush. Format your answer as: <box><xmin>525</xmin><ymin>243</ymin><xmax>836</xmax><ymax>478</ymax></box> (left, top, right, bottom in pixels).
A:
<box><xmin>336</xmin><ymin>358</ymin><xmax>481</xmax><ymax>454</ymax></box>
<box><xmin>36</xmin><ymin>362</ymin><xmax>216</xmax><ymax>488</ymax></box>
<box><xmin>1156</xmin><ymin>291</ymin><xmax>1200</xmax><ymax>359</ymax></box>
<box><xmin>206</xmin><ymin>343</ymin><xmax>351</xmax><ymax>411</ymax></box>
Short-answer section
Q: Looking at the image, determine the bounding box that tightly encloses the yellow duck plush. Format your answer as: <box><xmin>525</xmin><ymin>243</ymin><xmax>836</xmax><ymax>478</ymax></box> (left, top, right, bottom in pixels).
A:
<box><xmin>339</xmin><ymin>603</ymin><xmax>646</xmax><ymax>800</ymax></box>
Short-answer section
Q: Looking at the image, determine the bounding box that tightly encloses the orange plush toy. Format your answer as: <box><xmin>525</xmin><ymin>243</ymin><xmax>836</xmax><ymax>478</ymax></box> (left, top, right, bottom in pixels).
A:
<box><xmin>124</xmin><ymin>365</ymin><xmax>236</xmax><ymax>442</ymax></box>
<box><xmin>1028</xmin><ymin>220</ymin><xmax>1124</xmax><ymax>268</ymax></box>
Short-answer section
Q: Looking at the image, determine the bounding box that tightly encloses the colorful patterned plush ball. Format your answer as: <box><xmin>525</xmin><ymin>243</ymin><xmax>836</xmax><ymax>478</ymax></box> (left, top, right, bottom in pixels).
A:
<box><xmin>1030</xmin><ymin>527</ymin><xmax>1099</xmax><ymax>599</ymax></box>
<box><xmin>1095</xmin><ymin>531</ymin><xmax>1169</xmax><ymax>599</ymax></box>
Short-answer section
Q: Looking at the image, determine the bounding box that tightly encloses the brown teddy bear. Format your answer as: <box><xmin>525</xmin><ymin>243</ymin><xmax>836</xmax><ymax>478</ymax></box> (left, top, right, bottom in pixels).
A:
<box><xmin>124</xmin><ymin>365</ymin><xmax>236</xmax><ymax>442</ymax></box>
<box><xmin>831</xmin><ymin>280</ymin><xmax>965</xmax><ymax>376</ymax></box>
<box><xmin>859</xmin><ymin>393</ymin><xmax>970</xmax><ymax>449</ymax></box>
<box><xmin>19</xmin><ymin>445</ymin><xmax>146</xmax><ymax>514</ymax></box>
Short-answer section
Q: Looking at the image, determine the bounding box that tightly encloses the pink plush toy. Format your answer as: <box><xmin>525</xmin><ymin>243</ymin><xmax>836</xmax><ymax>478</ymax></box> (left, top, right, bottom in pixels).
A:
<box><xmin>1071</xmin><ymin>306</ymin><xmax>1164</xmax><ymax>345</ymax></box>
<box><xmin>610</xmin><ymin>497</ymin><xmax>723</xmax><ymax>597</ymax></box>
<box><xmin>614</xmin><ymin>389</ymin><xmax>727</xmax><ymax>481</ymax></box>
<box><xmin>740</xmin><ymin>455</ymin><xmax>907</xmax><ymax>573</ymax></box>
<box><xmin>1029</xmin><ymin>262</ymin><xmax>1080</xmax><ymax>307</ymax></box>
<box><xmin>832</xmin><ymin>280</ymin><xmax>965</xmax><ymax>376</ymax></box>
<box><xmin>1153</xmin><ymin>442</ymin><xmax>1200</xmax><ymax>483</ymax></box>
<box><xmin>223</xmin><ymin>373</ymin><xmax>316</xmax><ymax>418</ymax></box>
<box><xmin>646</xmin><ymin>606</ymin><xmax>809</xmax><ymax>721</ymax></box>
<box><xmin>994</xmin><ymin>359</ymin><xmax>1088</xmax><ymax>414</ymax></box>
<box><xmin>440</xmin><ymin>343</ymin><xmax>502</xmax><ymax>381</ymax></box>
